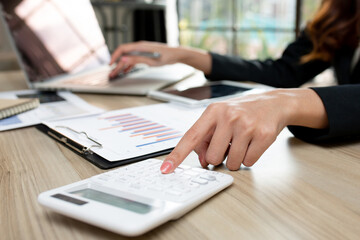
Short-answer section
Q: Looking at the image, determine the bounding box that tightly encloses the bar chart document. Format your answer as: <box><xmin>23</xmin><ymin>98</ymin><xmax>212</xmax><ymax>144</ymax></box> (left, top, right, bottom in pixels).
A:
<box><xmin>41</xmin><ymin>103</ymin><xmax>204</xmax><ymax>167</ymax></box>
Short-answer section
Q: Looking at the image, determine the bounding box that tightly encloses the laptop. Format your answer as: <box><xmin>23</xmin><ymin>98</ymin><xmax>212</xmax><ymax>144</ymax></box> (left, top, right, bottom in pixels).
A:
<box><xmin>0</xmin><ymin>0</ymin><xmax>194</xmax><ymax>95</ymax></box>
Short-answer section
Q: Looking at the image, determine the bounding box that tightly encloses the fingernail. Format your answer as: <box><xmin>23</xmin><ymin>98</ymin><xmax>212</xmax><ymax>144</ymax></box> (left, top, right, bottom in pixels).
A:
<box><xmin>160</xmin><ymin>160</ymin><xmax>173</xmax><ymax>174</ymax></box>
<box><xmin>121</xmin><ymin>56</ymin><xmax>128</xmax><ymax>62</ymax></box>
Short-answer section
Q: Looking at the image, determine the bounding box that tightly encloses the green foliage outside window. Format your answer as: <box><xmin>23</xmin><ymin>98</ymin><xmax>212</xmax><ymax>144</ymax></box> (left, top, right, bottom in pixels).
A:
<box><xmin>178</xmin><ymin>0</ymin><xmax>321</xmax><ymax>59</ymax></box>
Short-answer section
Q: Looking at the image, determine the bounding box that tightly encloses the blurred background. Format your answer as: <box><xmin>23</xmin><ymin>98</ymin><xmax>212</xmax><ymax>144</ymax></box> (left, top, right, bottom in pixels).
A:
<box><xmin>178</xmin><ymin>0</ymin><xmax>321</xmax><ymax>59</ymax></box>
<box><xmin>0</xmin><ymin>0</ymin><xmax>322</xmax><ymax>69</ymax></box>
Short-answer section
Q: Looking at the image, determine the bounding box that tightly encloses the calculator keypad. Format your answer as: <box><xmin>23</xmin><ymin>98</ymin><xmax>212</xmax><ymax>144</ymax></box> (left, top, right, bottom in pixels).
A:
<box><xmin>90</xmin><ymin>159</ymin><xmax>229</xmax><ymax>203</ymax></box>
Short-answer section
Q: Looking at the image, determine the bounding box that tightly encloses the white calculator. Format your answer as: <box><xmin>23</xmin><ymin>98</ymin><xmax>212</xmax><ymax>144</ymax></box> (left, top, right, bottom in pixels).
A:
<box><xmin>38</xmin><ymin>159</ymin><xmax>233</xmax><ymax>236</ymax></box>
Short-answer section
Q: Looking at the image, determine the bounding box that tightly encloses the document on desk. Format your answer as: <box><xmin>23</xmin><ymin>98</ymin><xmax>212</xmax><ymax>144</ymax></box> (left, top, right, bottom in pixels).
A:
<box><xmin>0</xmin><ymin>90</ymin><xmax>103</xmax><ymax>131</ymax></box>
<box><xmin>41</xmin><ymin>103</ymin><xmax>205</xmax><ymax>168</ymax></box>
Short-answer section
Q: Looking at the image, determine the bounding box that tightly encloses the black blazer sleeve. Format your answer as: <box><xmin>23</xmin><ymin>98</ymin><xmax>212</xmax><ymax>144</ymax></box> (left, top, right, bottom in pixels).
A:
<box><xmin>207</xmin><ymin>31</ymin><xmax>330</xmax><ymax>88</ymax></box>
<box><xmin>288</xmin><ymin>85</ymin><xmax>360</xmax><ymax>142</ymax></box>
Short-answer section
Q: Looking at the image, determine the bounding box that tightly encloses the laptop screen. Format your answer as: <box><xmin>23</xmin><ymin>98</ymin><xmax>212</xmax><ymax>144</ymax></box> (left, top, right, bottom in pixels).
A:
<box><xmin>0</xmin><ymin>0</ymin><xmax>110</xmax><ymax>83</ymax></box>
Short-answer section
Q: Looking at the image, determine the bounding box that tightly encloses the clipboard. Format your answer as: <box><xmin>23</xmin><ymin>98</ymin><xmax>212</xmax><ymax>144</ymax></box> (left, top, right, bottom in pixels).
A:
<box><xmin>36</xmin><ymin>124</ymin><xmax>173</xmax><ymax>169</ymax></box>
<box><xmin>36</xmin><ymin>103</ymin><xmax>204</xmax><ymax>169</ymax></box>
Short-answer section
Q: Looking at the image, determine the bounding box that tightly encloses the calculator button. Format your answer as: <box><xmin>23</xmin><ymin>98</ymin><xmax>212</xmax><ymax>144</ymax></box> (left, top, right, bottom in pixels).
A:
<box><xmin>188</xmin><ymin>182</ymin><xmax>200</xmax><ymax>188</ymax></box>
<box><xmin>147</xmin><ymin>185</ymin><xmax>163</xmax><ymax>192</ymax></box>
<box><xmin>191</xmin><ymin>168</ymin><xmax>207</xmax><ymax>173</ymax></box>
<box><xmin>161</xmin><ymin>183</ymin><xmax>174</xmax><ymax>189</ymax></box>
<box><xmin>173</xmin><ymin>186</ymin><xmax>190</xmax><ymax>193</ymax></box>
<box><xmin>129</xmin><ymin>182</ymin><xmax>142</xmax><ymax>190</ymax></box>
<box><xmin>143</xmin><ymin>177</ymin><xmax>155</xmax><ymax>183</ymax></box>
<box><xmin>115</xmin><ymin>177</ymin><xmax>128</xmax><ymax>184</ymax></box>
<box><xmin>177</xmin><ymin>165</ymin><xmax>191</xmax><ymax>170</ymax></box>
<box><xmin>165</xmin><ymin>189</ymin><xmax>182</xmax><ymax>196</ymax></box>
<box><xmin>178</xmin><ymin>174</ymin><xmax>191</xmax><ymax>180</ymax></box>
<box><xmin>125</xmin><ymin>174</ymin><xmax>137</xmax><ymax>179</ymax></box>
<box><xmin>200</xmin><ymin>174</ymin><xmax>216</xmax><ymax>181</ymax></box>
<box><xmin>191</xmin><ymin>178</ymin><xmax>208</xmax><ymax>185</ymax></box>
<box><xmin>183</xmin><ymin>170</ymin><xmax>200</xmax><ymax>177</ymax></box>
<box><xmin>174</xmin><ymin>168</ymin><xmax>184</xmax><ymax>174</ymax></box>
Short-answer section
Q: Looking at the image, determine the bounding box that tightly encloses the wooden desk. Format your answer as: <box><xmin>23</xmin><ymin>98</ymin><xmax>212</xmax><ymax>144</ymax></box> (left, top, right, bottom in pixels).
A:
<box><xmin>1</xmin><ymin>71</ymin><xmax>360</xmax><ymax>240</ymax></box>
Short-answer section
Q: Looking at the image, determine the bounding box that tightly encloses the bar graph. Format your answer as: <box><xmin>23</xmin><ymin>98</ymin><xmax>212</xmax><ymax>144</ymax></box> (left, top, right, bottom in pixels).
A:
<box><xmin>46</xmin><ymin>104</ymin><xmax>204</xmax><ymax>162</ymax></box>
<box><xmin>99</xmin><ymin>113</ymin><xmax>183</xmax><ymax>148</ymax></box>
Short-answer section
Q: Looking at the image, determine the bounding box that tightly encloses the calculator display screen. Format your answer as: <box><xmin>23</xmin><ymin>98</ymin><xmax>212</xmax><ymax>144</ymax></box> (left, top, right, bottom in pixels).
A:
<box><xmin>70</xmin><ymin>189</ymin><xmax>152</xmax><ymax>214</ymax></box>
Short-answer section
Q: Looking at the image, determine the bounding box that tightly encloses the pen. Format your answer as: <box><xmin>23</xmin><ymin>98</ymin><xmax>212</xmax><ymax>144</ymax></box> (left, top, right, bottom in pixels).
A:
<box><xmin>122</xmin><ymin>51</ymin><xmax>161</xmax><ymax>59</ymax></box>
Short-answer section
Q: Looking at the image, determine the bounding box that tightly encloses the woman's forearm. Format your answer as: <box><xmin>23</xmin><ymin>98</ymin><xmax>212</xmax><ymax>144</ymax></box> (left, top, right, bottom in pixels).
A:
<box><xmin>281</xmin><ymin>88</ymin><xmax>329</xmax><ymax>129</ymax></box>
<box><xmin>174</xmin><ymin>46</ymin><xmax>212</xmax><ymax>75</ymax></box>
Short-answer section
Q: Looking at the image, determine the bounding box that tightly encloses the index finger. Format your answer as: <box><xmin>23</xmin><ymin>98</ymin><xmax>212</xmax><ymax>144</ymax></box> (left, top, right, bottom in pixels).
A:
<box><xmin>160</xmin><ymin>114</ymin><xmax>215</xmax><ymax>174</ymax></box>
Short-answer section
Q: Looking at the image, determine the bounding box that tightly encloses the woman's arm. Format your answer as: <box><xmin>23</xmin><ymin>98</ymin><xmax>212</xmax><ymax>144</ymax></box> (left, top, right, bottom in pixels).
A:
<box><xmin>160</xmin><ymin>88</ymin><xmax>328</xmax><ymax>173</ymax></box>
<box><xmin>110</xmin><ymin>31</ymin><xmax>331</xmax><ymax>88</ymax></box>
<box><xmin>109</xmin><ymin>41</ymin><xmax>212</xmax><ymax>78</ymax></box>
<box><xmin>207</xmin><ymin>31</ymin><xmax>331</xmax><ymax>88</ymax></box>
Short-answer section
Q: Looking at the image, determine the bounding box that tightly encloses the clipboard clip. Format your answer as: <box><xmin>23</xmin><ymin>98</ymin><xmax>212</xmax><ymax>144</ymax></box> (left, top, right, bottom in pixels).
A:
<box><xmin>48</xmin><ymin>126</ymin><xmax>103</xmax><ymax>155</ymax></box>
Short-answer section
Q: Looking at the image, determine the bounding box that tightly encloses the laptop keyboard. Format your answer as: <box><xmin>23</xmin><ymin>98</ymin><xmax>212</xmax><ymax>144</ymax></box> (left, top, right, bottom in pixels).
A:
<box><xmin>60</xmin><ymin>67</ymin><xmax>143</xmax><ymax>87</ymax></box>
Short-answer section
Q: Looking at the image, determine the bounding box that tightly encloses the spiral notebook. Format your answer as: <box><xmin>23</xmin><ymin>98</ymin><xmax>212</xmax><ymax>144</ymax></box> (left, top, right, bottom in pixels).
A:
<box><xmin>0</xmin><ymin>98</ymin><xmax>40</xmax><ymax>119</ymax></box>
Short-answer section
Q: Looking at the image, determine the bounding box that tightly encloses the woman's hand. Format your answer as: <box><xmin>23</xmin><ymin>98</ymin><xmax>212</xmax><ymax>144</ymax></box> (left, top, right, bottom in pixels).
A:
<box><xmin>109</xmin><ymin>41</ymin><xmax>212</xmax><ymax>78</ymax></box>
<box><xmin>109</xmin><ymin>41</ymin><xmax>179</xmax><ymax>78</ymax></box>
<box><xmin>160</xmin><ymin>89</ymin><xmax>329</xmax><ymax>173</ymax></box>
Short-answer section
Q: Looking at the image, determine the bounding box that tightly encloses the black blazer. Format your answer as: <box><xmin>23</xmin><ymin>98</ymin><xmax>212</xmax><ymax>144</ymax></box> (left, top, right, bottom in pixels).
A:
<box><xmin>207</xmin><ymin>31</ymin><xmax>360</xmax><ymax>142</ymax></box>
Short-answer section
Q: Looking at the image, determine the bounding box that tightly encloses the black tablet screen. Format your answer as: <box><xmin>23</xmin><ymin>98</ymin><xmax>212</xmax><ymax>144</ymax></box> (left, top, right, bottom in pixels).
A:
<box><xmin>163</xmin><ymin>84</ymin><xmax>250</xmax><ymax>100</ymax></box>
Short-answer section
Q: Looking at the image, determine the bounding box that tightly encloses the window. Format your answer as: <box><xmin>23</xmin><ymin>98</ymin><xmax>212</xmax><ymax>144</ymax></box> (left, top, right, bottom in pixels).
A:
<box><xmin>178</xmin><ymin>0</ymin><xmax>321</xmax><ymax>59</ymax></box>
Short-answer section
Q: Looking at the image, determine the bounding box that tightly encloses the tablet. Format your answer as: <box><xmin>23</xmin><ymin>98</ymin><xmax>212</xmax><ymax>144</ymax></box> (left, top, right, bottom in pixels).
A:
<box><xmin>148</xmin><ymin>81</ymin><xmax>272</xmax><ymax>107</ymax></box>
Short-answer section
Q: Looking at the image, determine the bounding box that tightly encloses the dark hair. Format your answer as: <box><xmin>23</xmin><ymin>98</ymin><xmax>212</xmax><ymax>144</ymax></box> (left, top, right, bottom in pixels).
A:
<box><xmin>302</xmin><ymin>0</ymin><xmax>360</xmax><ymax>62</ymax></box>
